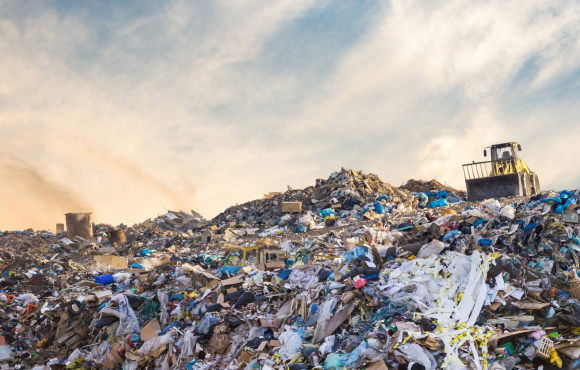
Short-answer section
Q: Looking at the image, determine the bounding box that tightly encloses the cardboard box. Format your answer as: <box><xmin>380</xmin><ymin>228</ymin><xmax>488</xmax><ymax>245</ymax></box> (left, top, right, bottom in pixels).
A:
<box><xmin>269</xmin><ymin>339</ymin><xmax>282</xmax><ymax>347</ymax></box>
<box><xmin>240</xmin><ymin>350</ymin><xmax>254</xmax><ymax>363</ymax></box>
<box><xmin>282</xmin><ymin>202</ymin><xmax>302</xmax><ymax>213</ymax></box>
<box><xmin>257</xmin><ymin>341</ymin><xmax>272</xmax><ymax>353</ymax></box>
<box><xmin>260</xmin><ymin>317</ymin><xmax>282</xmax><ymax>328</ymax></box>
<box><xmin>93</xmin><ymin>255</ymin><xmax>128</xmax><ymax>269</ymax></box>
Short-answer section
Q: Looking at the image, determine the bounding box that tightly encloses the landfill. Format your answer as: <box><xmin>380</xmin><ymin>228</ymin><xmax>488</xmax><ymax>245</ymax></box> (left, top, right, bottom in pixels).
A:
<box><xmin>2</xmin><ymin>168</ymin><xmax>580</xmax><ymax>370</ymax></box>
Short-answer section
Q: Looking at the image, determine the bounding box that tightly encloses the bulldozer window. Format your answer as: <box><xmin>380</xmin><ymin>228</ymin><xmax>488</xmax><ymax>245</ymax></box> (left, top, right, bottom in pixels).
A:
<box><xmin>492</xmin><ymin>147</ymin><xmax>514</xmax><ymax>161</ymax></box>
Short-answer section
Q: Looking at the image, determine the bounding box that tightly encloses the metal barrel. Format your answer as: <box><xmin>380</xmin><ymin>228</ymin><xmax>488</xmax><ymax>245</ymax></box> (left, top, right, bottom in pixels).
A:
<box><xmin>65</xmin><ymin>213</ymin><xmax>93</xmax><ymax>240</ymax></box>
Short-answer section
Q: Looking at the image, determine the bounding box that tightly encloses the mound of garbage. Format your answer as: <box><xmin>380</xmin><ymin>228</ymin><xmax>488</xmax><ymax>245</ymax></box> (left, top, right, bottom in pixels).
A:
<box><xmin>401</xmin><ymin>179</ymin><xmax>466</xmax><ymax>198</ymax></box>
<box><xmin>1</xmin><ymin>170</ymin><xmax>580</xmax><ymax>370</ymax></box>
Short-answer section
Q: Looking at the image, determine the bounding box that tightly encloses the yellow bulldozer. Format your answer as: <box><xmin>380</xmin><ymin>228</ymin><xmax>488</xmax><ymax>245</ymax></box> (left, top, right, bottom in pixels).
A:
<box><xmin>462</xmin><ymin>142</ymin><xmax>540</xmax><ymax>201</ymax></box>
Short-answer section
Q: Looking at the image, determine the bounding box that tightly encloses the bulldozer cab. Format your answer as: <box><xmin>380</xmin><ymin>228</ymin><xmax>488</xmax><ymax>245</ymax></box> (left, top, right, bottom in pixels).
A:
<box><xmin>490</xmin><ymin>143</ymin><xmax>517</xmax><ymax>161</ymax></box>
<box><xmin>463</xmin><ymin>142</ymin><xmax>540</xmax><ymax>201</ymax></box>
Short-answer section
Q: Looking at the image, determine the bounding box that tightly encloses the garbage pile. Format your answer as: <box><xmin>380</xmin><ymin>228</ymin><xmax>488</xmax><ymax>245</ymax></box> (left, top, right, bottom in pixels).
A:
<box><xmin>1</xmin><ymin>171</ymin><xmax>580</xmax><ymax>370</ymax></box>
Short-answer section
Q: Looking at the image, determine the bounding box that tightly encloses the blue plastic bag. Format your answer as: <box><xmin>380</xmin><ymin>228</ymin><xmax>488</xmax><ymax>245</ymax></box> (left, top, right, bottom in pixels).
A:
<box><xmin>443</xmin><ymin>230</ymin><xmax>459</xmax><ymax>241</ymax></box>
<box><xmin>169</xmin><ymin>293</ymin><xmax>184</xmax><ymax>301</ymax></box>
<box><xmin>342</xmin><ymin>246</ymin><xmax>369</xmax><ymax>262</ymax></box>
<box><xmin>417</xmin><ymin>192</ymin><xmax>428</xmax><ymax>203</ymax></box>
<box><xmin>95</xmin><ymin>274</ymin><xmax>114</xmax><ymax>285</ymax></box>
<box><xmin>215</xmin><ymin>265</ymin><xmax>242</xmax><ymax>276</ymax></box>
<box><xmin>436</xmin><ymin>190</ymin><xmax>449</xmax><ymax>199</ymax></box>
<box><xmin>130</xmin><ymin>264</ymin><xmax>146</xmax><ymax>269</ymax></box>
<box><xmin>564</xmin><ymin>197</ymin><xmax>577</xmax><ymax>210</ymax></box>
<box><xmin>141</xmin><ymin>249</ymin><xmax>152</xmax><ymax>256</ymax></box>
<box><xmin>279</xmin><ymin>269</ymin><xmax>293</xmax><ymax>280</ymax></box>
<box><xmin>294</xmin><ymin>224</ymin><xmax>306</xmax><ymax>233</ymax></box>
<box><xmin>478</xmin><ymin>238</ymin><xmax>492</xmax><ymax>246</ymax></box>
<box><xmin>429</xmin><ymin>199</ymin><xmax>448</xmax><ymax>208</ymax></box>
<box><xmin>377</xmin><ymin>195</ymin><xmax>389</xmax><ymax>201</ymax></box>
<box><xmin>560</xmin><ymin>190</ymin><xmax>575</xmax><ymax>200</ymax></box>
<box><xmin>473</xmin><ymin>219</ymin><xmax>485</xmax><ymax>227</ymax></box>
<box><xmin>374</xmin><ymin>202</ymin><xmax>386</xmax><ymax>214</ymax></box>
<box><xmin>541</xmin><ymin>197</ymin><xmax>561</xmax><ymax>204</ymax></box>
<box><xmin>555</xmin><ymin>204</ymin><xmax>565</xmax><ymax>214</ymax></box>
<box><xmin>320</xmin><ymin>208</ymin><xmax>336</xmax><ymax>218</ymax></box>
<box><xmin>159</xmin><ymin>321</ymin><xmax>182</xmax><ymax>336</ymax></box>
<box><xmin>341</xmin><ymin>341</ymin><xmax>368</xmax><ymax>366</ymax></box>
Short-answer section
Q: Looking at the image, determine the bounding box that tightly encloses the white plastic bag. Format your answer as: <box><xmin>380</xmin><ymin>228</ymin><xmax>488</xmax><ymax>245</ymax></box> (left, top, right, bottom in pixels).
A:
<box><xmin>177</xmin><ymin>329</ymin><xmax>197</xmax><ymax>361</ymax></box>
<box><xmin>138</xmin><ymin>332</ymin><xmax>175</xmax><ymax>355</ymax></box>
<box><xmin>499</xmin><ymin>205</ymin><xmax>515</xmax><ymax>219</ymax></box>
<box><xmin>417</xmin><ymin>240</ymin><xmax>445</xmax><ymax>258</ymax></box>
<box><xmin>319</xmin><ymin>335</ymin><xmax>335</xmax><ymax>356</ymax></box>
<box><xmin>397</xmin><ymin>343</ymin><xmax>433</xmax><ymax>370</ymax></box>
<box><xmin>109</xmin><ymin>294</ymin><xmax>140</xmax><ymax>337</ymax></box>
<box><xmin>278</xmin><ymin>331</ymin><xmax>303</xmax><ymax>360</ymax></box>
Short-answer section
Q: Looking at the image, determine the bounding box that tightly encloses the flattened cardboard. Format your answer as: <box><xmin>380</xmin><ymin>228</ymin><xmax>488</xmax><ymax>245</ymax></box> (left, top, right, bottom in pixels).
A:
<box><xmin>206</xmin><ymin>279</ymin><xmax>219</xmax><ymax>289</ymax></box>
<box><xmin>94</xmin><ymin>255</ymin><xmax>128</xmax><ymax>269</ymax></box>
<box><xmin>226</xmin><ymin>287</ymin><xmax>238</xmax><ymax>294</ymax></box>
<box><xmin>103</xmin><ymin>352</ymin><xmax>118</xmax><ymax>369</ymax></box>
<box><xmin>466</xmin><ymin>216</ymin><xmax>480</xmax><ymax>225</ymax></box>
<box><xmin>269</xmin><ymin>339</ymin><xmax>282</xmax><ymax>347</ymax></box>
<box><xmin>109</xmin><ymin>343</ymin><xmax>124</xmax><ymax>363</ymax></box>
<box><xmin>265</xmin><ymin>261</ymin><xmax>285</xmax><ymax>271</ymax></box>
<box><xmin>514</xmin><ymin>302</ymin><xmax>549</xmax><ymax>309</ymax></box>
<box><xmin>497</xmin><ymin>327</ymin><xmax>556</xmax><ymax>339</ymax></box>
<box><xmin>76</xmin><ymin>281</ymin><xmax>105</xmax><ymax>288</ymax></box>
<box><xmin>141</xmin><ymin>319</ymin><xmax>161</xmax><ymax>342</ymax></box>
<box><xmin>150</xmin><ymin>344</ymin><xmax>166</xmax><ymax>358</ymax></box>
<box><xmin>221</xmin><ymin>275</ymin><xmax>244</xmax><ymax>286</ymax></box>
<box><xmin>366</xmin><ymin>359</ymin><xmax>388</xmax><ymax>370</ymax></box>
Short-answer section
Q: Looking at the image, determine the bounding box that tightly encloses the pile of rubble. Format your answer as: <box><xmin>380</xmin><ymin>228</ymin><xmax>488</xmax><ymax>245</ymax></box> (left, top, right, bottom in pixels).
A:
<box><xmin>1</xmin><ymin>170</ymin><xmax>580</xmax><ymax>370</ymax></box>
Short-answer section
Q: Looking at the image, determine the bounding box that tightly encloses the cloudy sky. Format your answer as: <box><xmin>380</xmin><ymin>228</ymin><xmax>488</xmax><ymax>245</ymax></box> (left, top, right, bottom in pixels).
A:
<box><xmin>1</xmin><ymin>0</ymin><xmax>580</xmax><ymax>230</ymax></box>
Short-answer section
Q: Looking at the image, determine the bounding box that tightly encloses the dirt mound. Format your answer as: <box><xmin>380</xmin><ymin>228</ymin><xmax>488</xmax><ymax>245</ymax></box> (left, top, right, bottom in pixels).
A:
<box><xmin>401</xmin><ymin>179</ymin><xmax>466</xmax><ymax>196</ymax></box>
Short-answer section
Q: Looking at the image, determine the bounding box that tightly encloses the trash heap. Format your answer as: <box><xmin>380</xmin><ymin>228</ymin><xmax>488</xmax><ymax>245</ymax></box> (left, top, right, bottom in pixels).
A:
<box><xmin>1</xmin><ymin>171</ymin><xmax>580</xmax><ymax>370</ymax></box>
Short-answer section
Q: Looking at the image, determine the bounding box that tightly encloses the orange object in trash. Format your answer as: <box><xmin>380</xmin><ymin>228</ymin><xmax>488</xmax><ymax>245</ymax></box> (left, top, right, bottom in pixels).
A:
<box><xmin>441</xmin><ymin>209</ymin><xmax>457</xmax><ymax>216</ymax></box>
<box><xmin>25</xmin><ymin>304</ymin><xmax>37</xmax><ymax>316</ymax></box>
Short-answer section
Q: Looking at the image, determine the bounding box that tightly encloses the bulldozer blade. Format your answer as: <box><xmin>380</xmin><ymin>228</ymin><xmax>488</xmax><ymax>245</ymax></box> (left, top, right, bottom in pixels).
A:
<box><xmin>465</xmin><ymin>173</ymin><xmax>523</xmax><ymax>202</ymax></box>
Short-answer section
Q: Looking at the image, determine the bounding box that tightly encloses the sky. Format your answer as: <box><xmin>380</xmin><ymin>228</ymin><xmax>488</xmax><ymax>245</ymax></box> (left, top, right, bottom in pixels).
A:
<box><xmin>1</xmin><ymin>0</ymin><xmax>580</xmax><ymax>231</ymax></box>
